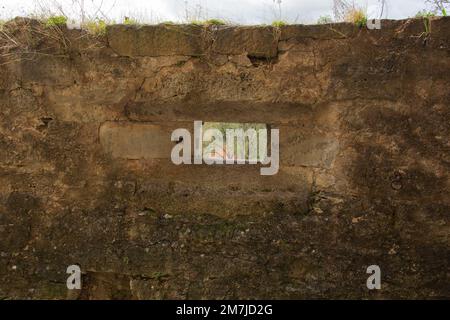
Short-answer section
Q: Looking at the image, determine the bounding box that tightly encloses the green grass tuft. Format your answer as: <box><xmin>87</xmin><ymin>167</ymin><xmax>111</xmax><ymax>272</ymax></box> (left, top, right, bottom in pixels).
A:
<box><xmin>45</xmin><ymin>15</ymin><xmax>67</xmax><ymax>27</ymax></box>
<box><xmin>205</xmin><ymin>19</ymin><xmax>226</xmax><ymax>25</ymax></box>
<box><xmin>189</xmin><ymin>20</ymin><xmax>203</xmax><ymax>26</ymax></box>
<box><xmin>84</xmin><ymin>19</ymin><xmax>107</xmax><ymax>36</ymax></box>
<box><xmin>345</xmin><ymin>8</ymin><xmax>367</xmax><ymax>28</ymax></box>
<box><xmin>123</xmin><ymin>17</ymin><xmax>139</xmax><ymax>25</ymax></box>
<box><xmin>271</xmin><ymin>20</ymin><xmax>287</xmax><ymax>27</ymax></box>
<box><xmin>415</xmin><ymin>10</ymin><xmax>436</xmax><ymax>18</ymax></box>
<box><xmin>190</xmin><ymin>19</ymin><xmax>226</xmax><ymax>26</ymax></box>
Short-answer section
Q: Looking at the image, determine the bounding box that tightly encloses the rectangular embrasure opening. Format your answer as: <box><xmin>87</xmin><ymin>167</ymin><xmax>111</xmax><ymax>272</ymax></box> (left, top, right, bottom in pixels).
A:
<box><xmin>202</xmin><ymin>122</ymin><xmax>268</xmax><ymax>163</ymax></box>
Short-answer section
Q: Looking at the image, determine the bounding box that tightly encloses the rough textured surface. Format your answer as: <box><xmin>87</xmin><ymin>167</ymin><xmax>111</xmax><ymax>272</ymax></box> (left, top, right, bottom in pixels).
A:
<box><xmin>107</xmin><ymin>24</ymin><xmax>205</xmax><ymax>57</ymax></box>
<box><xmin>0</xmin><ymin>17</ymin><xmax>449</xmax><ymax>299</ymax></box>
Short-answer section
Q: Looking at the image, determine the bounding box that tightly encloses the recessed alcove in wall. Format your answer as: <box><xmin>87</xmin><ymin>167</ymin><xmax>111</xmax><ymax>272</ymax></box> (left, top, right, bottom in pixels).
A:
<box><xmin>202</xmin><ymin>122</ymin><xmax>268</xmax><ymax>163</ymax></box>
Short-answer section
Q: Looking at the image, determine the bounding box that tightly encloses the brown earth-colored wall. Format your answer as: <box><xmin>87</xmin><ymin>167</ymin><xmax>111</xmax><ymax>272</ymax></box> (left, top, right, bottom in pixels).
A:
<box><xmin>0</xmin><ymin>17</ymin><xmax>449</xmax><ymax>299</ymax></box>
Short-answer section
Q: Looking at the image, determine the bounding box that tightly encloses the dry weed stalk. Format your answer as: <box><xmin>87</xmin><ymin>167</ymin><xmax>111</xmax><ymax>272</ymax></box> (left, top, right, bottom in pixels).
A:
<box><xmin>0</xmin><ymin>17</ymin><xmax>105</xmax><ymax>66</ymax></box>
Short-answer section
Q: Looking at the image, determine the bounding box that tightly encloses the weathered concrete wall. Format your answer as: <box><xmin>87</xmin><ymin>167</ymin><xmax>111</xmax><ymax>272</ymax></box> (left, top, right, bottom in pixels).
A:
<box><xmin>0</xmin><ymin>17</ymin><xmax>449</xmax><ymax>299</ymax></box>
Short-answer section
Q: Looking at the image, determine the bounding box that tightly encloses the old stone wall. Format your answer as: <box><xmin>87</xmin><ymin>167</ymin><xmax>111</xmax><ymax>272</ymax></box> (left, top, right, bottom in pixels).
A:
<box><xmin>0</xmin><ymin>17</ymin><xmax>449</xmax><ymax>299</ymax></box>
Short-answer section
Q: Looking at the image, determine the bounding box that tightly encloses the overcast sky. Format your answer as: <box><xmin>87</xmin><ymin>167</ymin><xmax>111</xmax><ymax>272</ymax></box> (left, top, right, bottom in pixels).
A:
<box><xmin>0</xmin><ymin>0</ymin><xmax>438</xmax><ymax>24</ymax></box>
